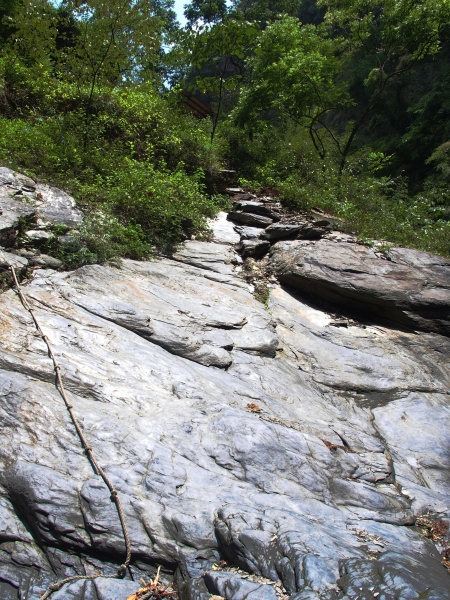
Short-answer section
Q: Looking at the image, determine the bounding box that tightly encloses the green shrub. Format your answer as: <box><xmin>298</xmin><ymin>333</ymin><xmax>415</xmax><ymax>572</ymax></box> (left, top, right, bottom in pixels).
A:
<box><xmin>0</xmin><ymin>79</ymin><xmax>226</xmax><ymax>260</ymax></box>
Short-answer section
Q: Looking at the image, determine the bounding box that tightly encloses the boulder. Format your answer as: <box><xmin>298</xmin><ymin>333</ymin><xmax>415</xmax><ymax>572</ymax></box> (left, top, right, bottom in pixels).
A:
<box><xmin>0</xmin><ymin>248</ymin><xmax>28</xmax><ymax>271</ymax></box>
<box><xmin>24</xmin><ymin>230</ymin><xmax>53</xmax><ymax>244</ymax></box>
<box><xmin>297</xmin><ymin>224</ymin><xmax>329</xmax><ymax>240</ymax></box>
<box><xmin>233</xmin><ymin>226</ymin><xmax>262</xmax><ymax>240</ymax></box>
<box><xmin>236</xmin><ymin>201</ymin><xmax>281</xmax><ymax>222</ymax></box>
<box><xmin>29</xmin><ymin>254</ymin><xmax>63</xmax><ymax>269</ymax></box>
<box><xmin>228</xmin><ymin>211</ymin><xmax>273</xmax><ymax>228</ymax></box>
<box><xmin>231</xmin><ymin>193</ymin><xmax>257</xmax><ymax>202</ymax></box>
<box><xmin>0</xmin><ymin>168</ymin><xmax>82</xmax><ymax>248</ymax></box>
<box><xmin>0</xmin><ymin>186</ymin><xmax>36</xmax><ymax>247</ymax></box>
<box><xmin>270</xmin><ymin>239</ymin><xmax>450</xmax><ymax>335</ymax></box>
<box><xmin>262</xmin><ymin>224</ymin><xmax>302</xmax><ymax>240</ymax></box>
<box><xmin>34</xmin><ymin>184</ymin><xmax>82</xmax><ymax>227</ymax></box>
<box><xmin>236</xmin><ymin>201</ymin><xmax>273</xmax><ymax>216</ymax></box>
<box><xmin>239</xmin><ymin>239</ymin><xmax>270</xmax><ymax>258</ymax></box>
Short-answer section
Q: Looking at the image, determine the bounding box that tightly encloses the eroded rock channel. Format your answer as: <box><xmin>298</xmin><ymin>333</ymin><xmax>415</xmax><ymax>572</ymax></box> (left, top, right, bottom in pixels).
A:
<box><xmin>0</xmin><ymin>170</ymin><xmax>450</xmax><ymax>599</ymax></box>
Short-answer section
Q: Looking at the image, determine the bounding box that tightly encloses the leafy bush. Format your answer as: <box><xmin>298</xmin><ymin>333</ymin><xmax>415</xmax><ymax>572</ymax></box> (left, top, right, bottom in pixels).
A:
<box><xmin>0</xmin><ymin>77</ymin><xmax>225</xmax><ymax>260</ymax></box>
<box><xmin>276</xmin><ymin>151</ymin><xmax>450</xmax><ymax>257</ymax></box>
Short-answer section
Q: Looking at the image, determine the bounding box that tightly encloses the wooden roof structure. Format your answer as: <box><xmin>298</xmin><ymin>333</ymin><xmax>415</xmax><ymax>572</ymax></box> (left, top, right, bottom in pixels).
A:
<box><xmin>182</xmin><ymin>90</ymin><xmax>213</xmax><ymax>119</ymax></box>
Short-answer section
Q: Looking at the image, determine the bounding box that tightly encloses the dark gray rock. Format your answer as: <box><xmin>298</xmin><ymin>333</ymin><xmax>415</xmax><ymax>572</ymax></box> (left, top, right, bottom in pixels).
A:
<box><xmin>234</xmin><ymin>226</ymin><xmax>262</xmax><ymax>240</ymax></box>
<box><xmin>239</xmin><ymin>239</ymin><xmax>270</xmax><ymax>258</ymax></box>
<box><xmin>270</xmin><ymin>239</ymin><xmax>450</xmax><ymax>336</ymax></box>
<box><xmin>297</xmin><ymin>224</ymin><xmax>328</xmax><ymax>240</ymax></box>
<box><xmin>205</xmin><ymin>571</ymin><xmax>278</xmax><ymax>599</ymax></box>
<box><xmin>236</xmin><ymin>201</ymin><xmax>273</xmax><ymax>216</ymax></box>
<box><xmin>228</xmin><ymin>211</ymin><xmax>273</xmax><ymax>228</ymax></box>
<box><xmin>262</xmin><ymin>224</ymin><xmax>302</xmax><ymax>240</ymax></box>
<box><xmin>232</xmin><ymin>193</ymin><xmax>256</xmax><ymax>202</ymax></box>
<box><xmin>236</xmin><ymin>201</ymin><xmax>281</xmax><ymax>222</ymax></box>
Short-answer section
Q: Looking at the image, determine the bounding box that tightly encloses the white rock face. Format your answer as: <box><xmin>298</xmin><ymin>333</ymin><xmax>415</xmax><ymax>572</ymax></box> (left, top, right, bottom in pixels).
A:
<box><xmin>0</xmin><ymin>167</ymin><xmax>82</xmax><ymax>249</ymax></box>
<box><xmin>0</xmin><ymin>213</ymin><xmax>449</xmax><ymax>599</ymax></box>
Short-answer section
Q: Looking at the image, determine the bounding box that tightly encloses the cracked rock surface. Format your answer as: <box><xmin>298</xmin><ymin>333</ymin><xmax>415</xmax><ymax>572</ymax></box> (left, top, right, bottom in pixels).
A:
<box><xmin>0</xmin><ymin>187</ymin><xmax>450</xmax><ymax>599</ymax></box>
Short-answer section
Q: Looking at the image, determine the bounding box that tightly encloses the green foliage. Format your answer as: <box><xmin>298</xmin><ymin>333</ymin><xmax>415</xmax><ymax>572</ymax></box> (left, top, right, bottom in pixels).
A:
<box><xmin>276</xmin><ymin>149</ymin><xmax>450</xmax><ymax>257</ymax></box>
<box><xmin>0</xmin><ymin>8</ymin><xmax>223</xmax><ymax>263</ymax></box>
<box><xmin>2</xmin><ymin>0</ymin><xmax>450</xmax><ymax>264</ymax></box>
<box><xmin>184</xmin><ymin>0</ymin><xmax>229</xmax><ymax>27</ymax></box>
<box><xmin>232</xmin><ymin>16</ymin><xmax>346</xmax><ymax>142</ymax></box>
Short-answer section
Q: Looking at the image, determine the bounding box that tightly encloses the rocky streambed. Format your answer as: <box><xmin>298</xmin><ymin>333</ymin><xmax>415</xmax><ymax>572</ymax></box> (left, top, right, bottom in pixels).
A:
<box><xmin>0</xmin><ymin>169</ymin><xmax>450</xmax><ymax>599</ymax></box>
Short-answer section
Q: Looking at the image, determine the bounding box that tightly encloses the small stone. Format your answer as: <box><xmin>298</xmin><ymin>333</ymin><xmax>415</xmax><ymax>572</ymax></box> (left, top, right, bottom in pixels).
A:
<box><xmin>24</xmin><ymin>230</ymin><xmax>53</xmax><ymax>244</ymax></box>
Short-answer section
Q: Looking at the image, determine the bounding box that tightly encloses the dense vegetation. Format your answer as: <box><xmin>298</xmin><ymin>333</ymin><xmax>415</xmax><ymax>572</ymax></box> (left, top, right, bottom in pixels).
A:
<box><xmin>1</xmin><ymin>0</ymin><xmax>450</xmax><ymax>261</ymax></box>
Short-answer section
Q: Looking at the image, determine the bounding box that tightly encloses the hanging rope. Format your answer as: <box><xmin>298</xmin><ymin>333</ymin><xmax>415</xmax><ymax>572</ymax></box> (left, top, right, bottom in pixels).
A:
<box><xmin>9</xmin><ymin>266</ymin><xmax>132</xmax><ymax>599</ymax></box>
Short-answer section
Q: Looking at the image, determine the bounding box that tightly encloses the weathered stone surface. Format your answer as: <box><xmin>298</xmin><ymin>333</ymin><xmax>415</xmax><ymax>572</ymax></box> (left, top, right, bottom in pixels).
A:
<box><xmin>0</xmin><ymin>209</ymin><xmax>449</xmax><ymax>599</ymax></box>
<box><xmin>262</xmin><ymin>224</ymin><xmax>302</xmax><ymax>240</ymax></box>
<box><xmin>270</xmin><ymin>238</ymin><xmax>450</xmax><ymax>336</ymax></box>
<box><xmin>24</xmin><ymin>230</ymin><xmax>53</xmax><ymax>244</ymax></box>
<box><xmin>239</xmin><ymin>239</ymin><xmax>270</xmax><ymax>258</ymax></box>
<box><xmin>0</xmin><ymin>249</ymin><xmax>28</xmax><ymax>271</ymax></box>
<box><xmin>34</xmin><ymin>184</ymin><xmax>82</xmax><ymax>227</ymax></box>
<box><xmin>233</xmin><ymin>226</ymin><xmax>262</xmax><ymax>240</ymax></box>
<box><xmin>228</xmin><ymin>211</ymin><xmax>273</xmax><ymax>228</ymax></box>
<box><xmin>231</xmin><ymin>193</ymin><xmax>256</xmax><ymax>202</ymax></box>
<box><xmin>208</xmin><ymin>212</ymin><xmax>241</xmax><ymax>245</ymax></box>
<box><xmin>236</xmin><ymin>202</ymin><xmax>281</xmax><ymax>222</ymax></box>
<box><xmin>205</xmin><ymin>571</ymin><xmax>278</xmax><ymax>599</ymax></box>
<box><xmin>29</xmin><ymin>254</ymin><xmax>63</xmax><ymax>269</ymax></box>
<box><xmin>0</xmin><ymin>168</ymin><xmax>82</xmax><ymax>249</ymax></box>
<box><xmin>0</xmin><ymin>174</ymin><xmax>36</xmax><ymax>247</ymax></box>
<box><xmin>172</xmin><ymin>240</ymin><xmax>241</xmax><ymax>275</ymax></box>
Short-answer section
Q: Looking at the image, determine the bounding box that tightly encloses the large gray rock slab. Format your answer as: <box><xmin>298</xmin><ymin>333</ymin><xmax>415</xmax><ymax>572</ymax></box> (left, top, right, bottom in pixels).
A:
<box><xmin>270</xmin><ymin>239</ymin><xmax>450</xmax><ymax>336</ymax></box>
<box><xmin>0</xmin><ymin>237</ymin><xmax>449</xmax><ymax>599</ymax></box>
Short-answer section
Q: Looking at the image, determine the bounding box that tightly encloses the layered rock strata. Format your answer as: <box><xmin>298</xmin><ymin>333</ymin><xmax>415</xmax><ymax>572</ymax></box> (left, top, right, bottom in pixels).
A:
<box><xmin>0</xmin><ymin>178</ymin><xmax>449</xmax><ymax>599</ymax></box>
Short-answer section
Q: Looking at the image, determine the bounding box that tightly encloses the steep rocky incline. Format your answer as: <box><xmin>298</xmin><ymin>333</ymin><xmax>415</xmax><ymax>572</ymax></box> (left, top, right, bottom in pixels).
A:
<box><xmin>0</xmin><ymin>173</ymin><xmax>450</xmax><ymax>599</ymax></box>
